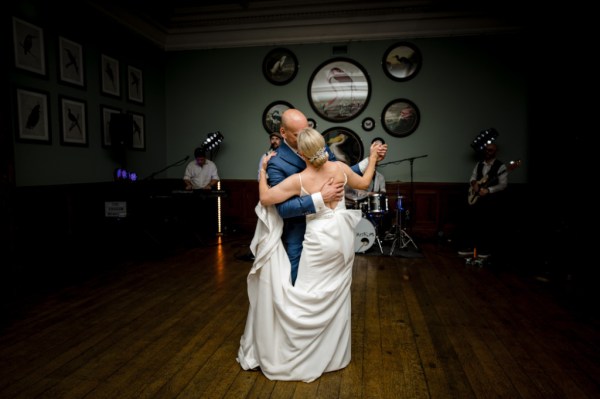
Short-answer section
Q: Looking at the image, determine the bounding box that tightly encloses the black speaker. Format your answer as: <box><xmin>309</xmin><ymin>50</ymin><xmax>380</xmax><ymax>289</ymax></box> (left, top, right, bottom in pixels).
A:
<box><xmin>109</xmin><ymin>114</ymin><xmax>133</xmax><ymax>149</ymax></box>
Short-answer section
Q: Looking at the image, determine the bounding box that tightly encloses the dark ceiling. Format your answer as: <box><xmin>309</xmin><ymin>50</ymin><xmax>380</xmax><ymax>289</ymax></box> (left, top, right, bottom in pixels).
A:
<box><xmin>88</xmin><ymin>0</ymin><xmax>526</xmax><ymax>50</ymax></box>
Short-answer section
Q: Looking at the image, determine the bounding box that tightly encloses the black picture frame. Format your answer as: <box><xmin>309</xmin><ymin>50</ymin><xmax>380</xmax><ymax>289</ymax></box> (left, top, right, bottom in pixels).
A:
<box><xmin>322</xmin><ymin>127</ymin><xmax>364</xmax><ymax>166</ymax></box>
<box><xmin>58</xmin><ymin>36</ymin><xmax>84</xmax><ymax>87</ymax></box>
<box><xmin>127</xmin><ymin>65</ymin><xmax>144</xmax><ymax>103</ymax></box>
<box><xmin>101</xmin><ymin>105</ymin><xmax>121</xmax><ymax>148</ymax></box>
<box><xmin>308</xmin><ymin>57</ymin><xmax>371</xmax><ymax>122</ymax></box>
<box><xmin>381</xmin><ymin>98</ymin><xmax>420</xmax><ymax>138</ymax></box>
<box><xmin>12</xmin><ymin>17</ymin><xmax>46</xmax><ymax>76</ymax></box>
<box><xmin>307</xmin><ymin>118</ymin><xmax>317</xmax><ymax>129</ymax></box>
<box><xmin>59</xmin><ymin>96</ymin><xmax>88</xmax><ymax>147</ymax></box>
<box><xmin>262</xmin><ymin>48</ymin><xmax>298</xmax><ymax>85</ymax></box>
<box><xmin>262</xmin><ymin>101</ymin><xmax>293</xmax><ymax>134</ymax></box>
<box><xmin>382</xmin><ymin>42</ymin><xmax>422</xmax><ymax>82</ymax></box>
<box><xmin>129</xmin><ymin>111</ymin><xmax>145</xmax><ymax>150</ymax></box>
<box><xmin>362</xmin><ymin>117</ymin><xmax>375</xmax><ymax>131</ymax></box>
<box><xmin>101</xmin><ymin>54</ymin><xmax>120</xmax><ymax>97</ymax></box>
<box><xmin>15</xmin><ymin>87</ymin><xmax>51</xmax><ymax>144</ymax></box>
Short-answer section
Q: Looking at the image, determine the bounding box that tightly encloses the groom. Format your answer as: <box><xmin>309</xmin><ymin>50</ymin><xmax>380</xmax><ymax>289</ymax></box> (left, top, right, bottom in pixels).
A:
<box><xmin>266</xmin><ymin>109</ymin><xmax>387</xmax><ymax>284</ymax></box>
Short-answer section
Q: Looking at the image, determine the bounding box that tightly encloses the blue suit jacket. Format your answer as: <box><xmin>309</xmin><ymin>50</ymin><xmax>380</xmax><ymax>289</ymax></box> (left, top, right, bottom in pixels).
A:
<box><xmin>266</xmin><ymin>142</ymin><xmax>362</xmax><ymax>246</ymax></box>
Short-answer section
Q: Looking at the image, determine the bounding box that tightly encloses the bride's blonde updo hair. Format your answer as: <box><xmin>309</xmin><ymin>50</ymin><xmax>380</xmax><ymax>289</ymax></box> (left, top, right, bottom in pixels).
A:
<box><xmin>298</xmin><ymin>127</ymin><xmax>328</xmax><ymax>168</ymax></box>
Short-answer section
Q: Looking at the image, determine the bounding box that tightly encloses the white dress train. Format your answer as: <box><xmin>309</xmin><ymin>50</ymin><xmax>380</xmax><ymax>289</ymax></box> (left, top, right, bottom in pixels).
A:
<box><xmin>237</xmin><ymin>185</ymin><xmax>362</xmax><ymax>382</ymax></box>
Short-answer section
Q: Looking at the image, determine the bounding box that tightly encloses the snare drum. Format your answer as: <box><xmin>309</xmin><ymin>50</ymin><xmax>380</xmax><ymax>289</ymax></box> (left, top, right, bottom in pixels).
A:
<box><xmin>354</xmin><ymin>217</ymin><xmax>376</xmax><ymax>253</ymax></box>
<box><xmin>366</xmin><ymin>193</ymin><xmax>388</xmax><ymax>214</ymax></box>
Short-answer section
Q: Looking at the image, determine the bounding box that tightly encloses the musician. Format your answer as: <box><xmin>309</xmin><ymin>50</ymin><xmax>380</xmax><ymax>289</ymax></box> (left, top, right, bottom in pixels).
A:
<box><xmin>459</xmin><ymin>141</ymin><xmax>507</xmax><ymax>259</ymax></box>
<box><xmin>469</xmin><ymin>142</ymin><xmax>507</xmax><ymax>198</ymax></box>
<box><xmin>182</xmin><ymin>148</ymin><xmax>220</xmax><ymax>238</ymax></box>
<box><xmin>344</xmin><ymin>137</ymin><xmax>387</xmax><ymax>209</ymax></box>
<box><xmin>183</xmin><ymin>148</ymin><xmax>220</xmax><ymax>190</ymax></box>
<box><xmin>257</xmin><ymin>132</ymin><xmax>282</xmax><ymax>181</ymax></box>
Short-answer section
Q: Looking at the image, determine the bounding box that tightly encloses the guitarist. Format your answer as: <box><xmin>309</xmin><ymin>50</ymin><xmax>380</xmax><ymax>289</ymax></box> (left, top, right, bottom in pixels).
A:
<box><xmin>459</xmin><ymin>142</ymin><xmax>507</xmax><ymax>259</ymax></box>
<box><xmin>469</xmin><ymin>142</ymin><xmax>507</xmax><ymax>201</ymax></box>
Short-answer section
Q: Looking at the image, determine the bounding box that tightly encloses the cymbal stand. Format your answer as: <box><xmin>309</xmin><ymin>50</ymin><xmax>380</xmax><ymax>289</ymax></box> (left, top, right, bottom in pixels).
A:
<box><xmin>389</xmin><ymin>195</ymin><xmax>418</xmax><ymax>255</ymax></box>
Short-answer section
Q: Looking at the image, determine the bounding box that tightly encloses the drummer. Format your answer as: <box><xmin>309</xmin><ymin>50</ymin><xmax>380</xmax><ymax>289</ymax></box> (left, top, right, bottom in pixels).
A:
<box><xmin>345</xmin><ymin>137</ymin><xmax>387</xmax><ymax>210</ymax></box>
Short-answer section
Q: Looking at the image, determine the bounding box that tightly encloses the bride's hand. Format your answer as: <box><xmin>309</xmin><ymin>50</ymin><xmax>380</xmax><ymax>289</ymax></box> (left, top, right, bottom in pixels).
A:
<box><xmin>369</xmin><ymin>143</ymin><xmax>380</xmax><ymax>162</ymax></box>
<box><xmin>262</xmin><ymin>151</ymin><xmax>277</xmax><ymax>169</ymax></box>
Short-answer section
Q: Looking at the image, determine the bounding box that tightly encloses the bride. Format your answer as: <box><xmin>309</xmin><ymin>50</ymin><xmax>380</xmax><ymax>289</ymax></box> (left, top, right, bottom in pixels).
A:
<box><xmin>237</xmin><ymin>127</ymin><xmax>381</xmax><ymax>382</ymax></box>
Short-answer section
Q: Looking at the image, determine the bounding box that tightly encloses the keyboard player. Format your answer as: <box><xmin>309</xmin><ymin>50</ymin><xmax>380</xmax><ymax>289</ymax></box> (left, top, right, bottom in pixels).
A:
<box><xmin>183</xmin><ymin>148</ymin><xmax>220</xmax><ymax>191</ymax></box>
<box><xmin>182</xmin><ymin>147</ymin><xmax>221</xmax><ymax>238</ymax></box>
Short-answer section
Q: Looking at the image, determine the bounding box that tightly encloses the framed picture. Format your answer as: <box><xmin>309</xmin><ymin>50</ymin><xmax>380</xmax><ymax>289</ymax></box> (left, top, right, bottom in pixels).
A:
<box><xmin>127</xmin><ymin>65</ymin><xmax>144</xmax><ymax>103</ymax></box>
<box><xmin>262</xmin><ymin>101</ymin><xmax>293</xmax><ymax>134</ymax></box>
<box><xmin>308</xmin><ymin>58</ymin><xmax>371</xmax><ymax>122</ymax></box>
<box><xmin>58</xmin><ymin>36</ymin><xmax>84</xmax><ymax>87</ymax></box>
<box><xmin>262</xmin><ymin>48</ymin><xmax>298</xmax><ymax>85</ymax></box>
<box><xmin>382</xmin><ymin>42</ymin><xmax>422</xmax><ymax>82</ymax></box>
<box><xmin>59</xmin><ymin>96</ymin><xmax>87</xmax><ymax>146</ymax></box>
<box><xmin>307</xmin><ymin>118</ymin><xmax>317</xmax><ymax>129</ymax></box>
<box><xmin>15</xmin><ymin>87</ymin><xmax>50</xmax><ymax>144</ymax></box>
<box><xmin>382</xmin><ymin>98</ymin><xmax>420</xmax><ymax>138</ymax></box>
<box><xmin>12</xmin><ymin>17</ymin><xmax>46</xmax><ymax>76</ymax></box>
<box><xmin>101</xmin><ymin>54</ymin><xmax>120</xmax><ymax>97</ymax></box>
<box><xmin>101</xmin><ymin>105</ymin><xmax>121</xmax><ymax>147</ymax></box>
<box><xmin>322</xmin><ymin>127</ymin><xmax>363</xmax><ymax>166</ymax></box>
<box><xmin>129</xmin><ymin>112</ymin><xmax>145</xmax><ymax>150</ymax></box>
<box><xmin>362</xmin><ymin>117</ymin><xmax>375</xmax><ymax>131</ymax></box>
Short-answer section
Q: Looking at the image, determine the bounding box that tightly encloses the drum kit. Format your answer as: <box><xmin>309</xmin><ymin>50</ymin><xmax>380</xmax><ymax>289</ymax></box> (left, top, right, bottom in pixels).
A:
<box><xmin>353</xmin><ymin>187</ymin><xmax>418</xmax><ymax>254</ymax></box>
<box><xmin>353</xmin><ymin>193</ymin><xmax>387</xmax><ymax>253</ymax></box>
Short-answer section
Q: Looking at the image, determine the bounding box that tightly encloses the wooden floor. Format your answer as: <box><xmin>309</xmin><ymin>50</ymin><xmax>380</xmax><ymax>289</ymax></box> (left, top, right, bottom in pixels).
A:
<box><xmin>1</xmin><ymin>234</ymin><xmax>599</xmax><ymax>399</ymax></box>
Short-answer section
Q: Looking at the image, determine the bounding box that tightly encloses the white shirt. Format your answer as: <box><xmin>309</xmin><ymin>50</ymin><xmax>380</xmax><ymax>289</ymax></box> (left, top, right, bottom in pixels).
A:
<box><xmin>470</xmin><ymin>159</ymin><xmax>507</xmax><ymax>194</ymax></box>
<box><xmin>345</xmin><ymin>171</ymin><xmax>386</xmax><ymax>201</ymax></box>
<box><xmin>183</xmin><ymin>159</ymin><xmax>219</xmax><ymax>189</ymax></box>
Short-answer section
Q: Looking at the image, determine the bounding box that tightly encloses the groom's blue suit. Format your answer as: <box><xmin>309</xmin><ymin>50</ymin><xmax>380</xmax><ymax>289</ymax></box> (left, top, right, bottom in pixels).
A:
<box><xmin>267</xmin><ymin>142</ymin><xmax>362</xmax><ymax>285</ymax></box>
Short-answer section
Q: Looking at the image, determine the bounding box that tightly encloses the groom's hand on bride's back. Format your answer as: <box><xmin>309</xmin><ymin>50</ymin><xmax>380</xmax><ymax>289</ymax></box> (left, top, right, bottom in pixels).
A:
<box><xmin>321</xmin><ymin>177</ymin><xmax>344</xmax><ymax>203</ymax></box>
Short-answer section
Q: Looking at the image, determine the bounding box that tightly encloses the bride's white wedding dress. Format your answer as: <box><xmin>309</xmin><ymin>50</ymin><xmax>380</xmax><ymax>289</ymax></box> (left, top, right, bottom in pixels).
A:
<box><xmin>237</xmin><ymin>174</ymin><xmax>362</xmax><ymax>382</ymax></box>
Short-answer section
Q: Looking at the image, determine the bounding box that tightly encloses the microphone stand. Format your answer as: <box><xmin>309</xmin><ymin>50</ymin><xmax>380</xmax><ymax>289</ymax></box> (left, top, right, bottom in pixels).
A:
<box><xmin>144</xmin><ymin>155</ymin><xmax>189</xmax><ymax>181</ymax></box>
<box><xmin>378</xmin><ymin>155</ymin><xmax>428</xmax><ymax>253</ymax></box>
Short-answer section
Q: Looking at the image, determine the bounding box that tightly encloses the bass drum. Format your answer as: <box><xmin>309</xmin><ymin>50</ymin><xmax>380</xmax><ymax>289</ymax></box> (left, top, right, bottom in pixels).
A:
<box><xmin>354</xmin><ymin>217</ymin><xmax>376</xmax><ymax>253</ymax></box>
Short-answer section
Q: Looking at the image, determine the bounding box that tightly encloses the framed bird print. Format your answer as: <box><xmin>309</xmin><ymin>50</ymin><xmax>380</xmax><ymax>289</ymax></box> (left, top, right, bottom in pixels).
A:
<box><xmin>382</xmin><ymin>42</ymin><xmax>422</xmax><ymax>82</ymax></box>
<box><xmin>59</xmin><ymin>96</ymin><xmax>87</xmax><ymax>146</ymax></box>
<box><xmin>101</xmin><ymin>105</ymin><xmax>121</xmax><ymax>148</ymax></box>
<box><xmin>262</xmin><ymin>101</ymin><xmax>293</xmax><ymax>134</ymax></box>
<box><xmin>15</xmin><ymin>87</ymin><xmax>51</xmax><ymax>144</ymax></box>
<box><xmin>101</xmin><ymin>54</ymin><xmax>120</xmax><ymax>97</ymax></box>
<box><xmin>58</xmin><ymin>36</ymin><xmax>84</xmax><ymax>87</ymax></box>
<box><xmin>12</xmin><ymin>17</ymin><xmax>46</xmax><ymax>76</ymax></box>
<box><xmin>322</xmin><ymin>127</ymin><xmax>364</xmax><ymax>166</ymax></box>
<box><xmin>308</xmin><ymin>58</ymin><xmax>371</xmax><ymax>123</ymax></box>
<box><xmin>382</xmin><ymin>98</ymin><xmax>420</xmax><ymax>138</ymax></box>
<box><xmin>129</xmin><ymin>112</ymin><xmax>145</xmax><ymax>150</ymax></box>
<box><xmin>263</xmin><ymin>48</ymin><xmax>298</xmax><ymax>85</ymax></box>
<box><xmin>127</xmin><ymin>65</ymin><xmax>144</xmax><ymax>103</ymax></box>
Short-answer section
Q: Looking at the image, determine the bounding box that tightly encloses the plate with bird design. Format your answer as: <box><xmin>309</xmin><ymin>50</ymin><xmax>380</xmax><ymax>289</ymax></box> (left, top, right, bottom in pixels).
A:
<box><xmin>263</xmin><ymin>48</ymin><xmax>298</xmax><ymax>85</ymax></box>
<box><xmin>308</xmin><ymin>58</ymin><xmax>371</xmax><ymax>123</ymax></box>
<box><xmin>382</xmin><ymin>42</ymin><xmax>422</xmax><ymax>82</ymax></box>
<box><xmin>322</xmin><ymin>127</ymin><xmax>364</xmax><ymax>166</ymax></box>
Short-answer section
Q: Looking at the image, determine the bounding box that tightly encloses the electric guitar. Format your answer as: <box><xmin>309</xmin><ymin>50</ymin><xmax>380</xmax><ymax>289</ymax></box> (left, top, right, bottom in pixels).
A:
<box><xmin>468</xmin><ymin>160</ymin><xmax>521</xmax><ymax>205</ymax></box>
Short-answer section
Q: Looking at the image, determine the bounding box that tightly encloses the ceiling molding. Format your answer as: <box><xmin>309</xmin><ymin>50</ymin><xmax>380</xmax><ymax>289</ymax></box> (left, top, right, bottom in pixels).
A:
<box><xmin>88</xmin><ymin>0</ymin><xmax>523</xmax><ymax>51</ymax></box>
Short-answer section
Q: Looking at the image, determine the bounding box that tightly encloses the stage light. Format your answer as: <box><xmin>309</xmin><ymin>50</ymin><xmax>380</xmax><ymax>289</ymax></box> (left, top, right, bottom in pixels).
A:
<box><xmin>200</xmin><ymin>131</ymin><xmax>224</xmax><ymax>153</ymax></box>
<box><xmin>471</xmin><ymin>128</ymin><xmax>498</xmax><ymax>152</ymax></box>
